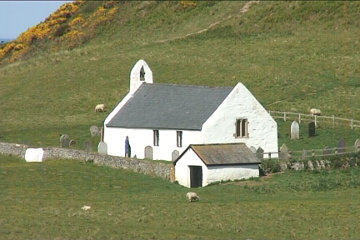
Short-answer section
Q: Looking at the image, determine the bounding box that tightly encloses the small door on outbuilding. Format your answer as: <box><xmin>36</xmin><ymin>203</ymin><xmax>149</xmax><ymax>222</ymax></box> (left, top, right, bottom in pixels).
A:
<box><xmin>189</xmin><ymin>166</ymin><xmax>202</xmax><ymax>188</ymax></box>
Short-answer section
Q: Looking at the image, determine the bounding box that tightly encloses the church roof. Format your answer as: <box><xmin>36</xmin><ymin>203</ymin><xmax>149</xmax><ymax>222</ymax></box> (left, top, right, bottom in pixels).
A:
<box><xmin>174</xmin><ymin>143</ymin><xmax>260</xmax><ymax>166</ymax></box>
<box><xmin>106</xmin><ymin>83</ymin><xmax>233</xmax><ymax>130</ymax></box>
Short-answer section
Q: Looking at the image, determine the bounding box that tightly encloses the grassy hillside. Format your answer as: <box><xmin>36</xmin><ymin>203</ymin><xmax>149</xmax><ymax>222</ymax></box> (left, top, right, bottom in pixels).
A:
<box><xmin>0</xmin><ymin>1</ymin><xmax>359</xmax><ymax>149</ymax></box>
<box><xmin>1</xmin><ymin>155</ymin><xmax>359</xmax><ymax>239</ymax></box>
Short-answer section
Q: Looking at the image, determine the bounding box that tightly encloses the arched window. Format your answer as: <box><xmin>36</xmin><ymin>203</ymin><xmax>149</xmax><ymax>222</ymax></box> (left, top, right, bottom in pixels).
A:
<box><xmin>140</xmin><ymin>66</ymin><xmax>145</xmax><ymax>81</ymax></box>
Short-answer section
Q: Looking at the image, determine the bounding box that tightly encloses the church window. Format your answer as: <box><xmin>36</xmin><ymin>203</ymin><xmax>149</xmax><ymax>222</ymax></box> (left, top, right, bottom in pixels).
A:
<box><xmin>153</xmin><ymin>130</ymin><xmax>159</xmax><ymax>146</ymax></box>
<box><xmin>236</xmin><ymin>119</ymin><xmax>248</xmax><ymax>138</ymax></box>
<box><xmin>176</xmin><ymin>131</ymin><xmax>183</xmax><ymax>147</ymax></box>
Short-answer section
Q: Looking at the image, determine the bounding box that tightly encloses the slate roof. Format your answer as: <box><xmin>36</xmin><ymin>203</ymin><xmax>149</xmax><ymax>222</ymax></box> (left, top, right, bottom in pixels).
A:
<box><xmin>106</xmin><ymin>83</ymin><xmax>233</xmax><ymax>130</ymax></box>
<box><xmin>174</xmin><ymin>143</ymin><xmax>260</xmax><ymax>166</ymax></box>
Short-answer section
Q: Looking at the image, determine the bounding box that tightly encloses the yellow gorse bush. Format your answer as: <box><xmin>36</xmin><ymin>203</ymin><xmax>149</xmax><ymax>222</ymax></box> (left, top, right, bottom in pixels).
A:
<box><xmin>69</xmin><ymin>16</ymin><xmax>85</xmax><ymax>29</ymax></box>
<box><xmin>0</xmin><ymin>49</ymin><xmax>5</xmax><ymax>60</ymax></box>
<box><xmin>180</xmin><ymin>1</ymin><xmax>197</xmax><ymax>8</ymax></box>
<box><xmin>0</xmin><ymin>1</ymin><xmax>121</xmax><ymax>62</ymax></box>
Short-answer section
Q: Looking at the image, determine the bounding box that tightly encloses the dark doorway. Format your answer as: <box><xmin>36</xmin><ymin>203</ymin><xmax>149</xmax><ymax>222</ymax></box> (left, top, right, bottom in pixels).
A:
<box><xmin>189</xmin><ymin>166</ymin><xmax>202</xmax><ymax>188</ymax></box>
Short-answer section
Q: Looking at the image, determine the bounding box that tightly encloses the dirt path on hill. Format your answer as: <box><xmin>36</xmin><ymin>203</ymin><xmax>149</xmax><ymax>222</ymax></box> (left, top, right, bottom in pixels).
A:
<box><xmin>155</xmin><ymin>1</ymin><xmax>259</xmax><ymax>44</ymax></box>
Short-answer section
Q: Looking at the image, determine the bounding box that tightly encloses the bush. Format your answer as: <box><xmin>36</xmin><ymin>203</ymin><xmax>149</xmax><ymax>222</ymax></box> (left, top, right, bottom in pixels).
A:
<box><xmin>261</xmin><ymin>159</ymin><xmax>282</xmax><ymax>174</ymax></box>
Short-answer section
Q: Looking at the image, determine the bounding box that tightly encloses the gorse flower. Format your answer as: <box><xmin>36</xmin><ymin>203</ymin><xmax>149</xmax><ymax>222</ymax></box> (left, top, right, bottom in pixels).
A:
<box><xmin>0</xmin><ymin>1</ymin><xmax>121</xmax><ymax>62</ymax></box>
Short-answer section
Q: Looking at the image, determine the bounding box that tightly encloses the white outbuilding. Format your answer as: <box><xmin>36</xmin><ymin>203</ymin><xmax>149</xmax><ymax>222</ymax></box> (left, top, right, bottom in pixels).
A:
<box><xmin>103</xmin><ymin>59</ymin><xmax>278</xmax><ymax>161</ymax></box>
<box><xmin>174</xmin><ymin>143</ymin><xmax>261</xmax><ymax>188</ymax></box>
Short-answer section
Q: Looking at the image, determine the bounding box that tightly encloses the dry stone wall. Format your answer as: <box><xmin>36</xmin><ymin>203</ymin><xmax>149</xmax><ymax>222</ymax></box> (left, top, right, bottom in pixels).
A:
<box><xmin>0</xmin><ymin>142</ymin><xmax>171</xmax><ymax>180</ymax></box>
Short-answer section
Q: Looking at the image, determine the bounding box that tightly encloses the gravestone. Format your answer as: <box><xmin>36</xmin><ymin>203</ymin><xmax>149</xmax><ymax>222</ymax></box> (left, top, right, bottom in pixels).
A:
<box><xmin>301</xmin><ymin>150</ymin><xmax>307</xmax><ymax>160</ymax></box>
<box><xmin>90</xmin><ymin>126</ymin><xmax>100</xmax><ymax>137</ymax></box>
<box><xmin>337</xmin><ymin>139</ymin><xmax>346</xmax><ymax>154</ymax></box>
<box><xmin>172</xmin><ymin>150</ymin><xmax>179</xmax><ymax>161</ymax></box>
<box><xmin>279</xmin><ymin>143</ymin><xmax>289</xmax><ymax>161</ymax></box>
<box><xmin>291</xmin><ymin>121</ymin><xmax>300</xmax><ymax>140</ymax></box>
<box><xmin>307</xmin><ymin>160</ymin><xmax>314</xmax><ymax>170</ymax></box>
<box><xmin>250</xmin><ymin>146</ymin><xmax>257</xmax><ymax>154</ymax></box>
<box><xmin>84</xmin><ymin>140</ymin><xmax>92</xmax><ymax>152</ymax></box>
<box><xmin>98</xmin><ymin>141</ymin><xmax>108</xmax><ymax>154</ymax></box>
<box><xmin>323</xmin><ymin>146</ymin><xmax>332</xmax><ymax>156</ymax></box>
<box><xmin>354</xmin><ymin>139</ymin><xmax>360</xmax><ymax>153</ymax></box>
<box><xmin>60</xmin><ymin>134</ymin><xmax>70</xmax><ymax>148</ymax></box>
<box><xmin>308</xmin><ymin>121</ymin><xmax>316</xmax><ymax>137</ymax></box>
<box><xmin>145</xmin><ymin>146</ymin><xmax>153</xmax><ymax>160</ymax></box>
<box><xmin>256</xmin><ymin>147</ymin><xmax>264</xmax><ymax>161</ymax></box>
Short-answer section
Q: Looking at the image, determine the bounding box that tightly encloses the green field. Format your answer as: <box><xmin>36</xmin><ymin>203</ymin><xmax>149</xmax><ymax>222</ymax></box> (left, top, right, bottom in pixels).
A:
<box><xmin>0</xmin><ymin>155</ymin><xmax>359</xmax><ymax>239</ymax></box>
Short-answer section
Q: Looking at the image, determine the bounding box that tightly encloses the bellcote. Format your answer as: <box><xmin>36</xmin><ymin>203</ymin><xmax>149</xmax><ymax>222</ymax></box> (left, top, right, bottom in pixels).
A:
<box><xmin>129</xmin><ymin>59</ymin><xmax>153</xmax><ymax>94</ymax></box>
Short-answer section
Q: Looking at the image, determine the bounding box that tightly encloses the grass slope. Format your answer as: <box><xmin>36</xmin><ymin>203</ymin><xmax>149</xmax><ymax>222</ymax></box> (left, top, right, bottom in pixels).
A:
<box><xmin>1</xmin><ymin>155</ymin><xmax>359</xmax><ymax>239</ymax></box>
<box><xmin>0</xmin><ymin>1</ymin><xmax>359</xmax><ymax>149</ymax></box>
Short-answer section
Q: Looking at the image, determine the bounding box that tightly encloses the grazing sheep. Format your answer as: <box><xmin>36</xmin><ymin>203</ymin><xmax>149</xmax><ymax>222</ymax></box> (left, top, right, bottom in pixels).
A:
<box><xmin>95</xmin><ymin>104</ymin><xmax>105</xmax><ymax>112</ymax></box>
<box><xmin>82</xmin><ymin>205</ymin><xmax>91</xmax><ymax>211</ymax></box>
<box><xmin>310</xmin><ymin>108</ymin><xmax>322</xmax><ymax>116</ymax></box>
<box><xmin>186</xmin><ymin>192</ymin><xmax>200</xmax><ymax>202</ymax></box>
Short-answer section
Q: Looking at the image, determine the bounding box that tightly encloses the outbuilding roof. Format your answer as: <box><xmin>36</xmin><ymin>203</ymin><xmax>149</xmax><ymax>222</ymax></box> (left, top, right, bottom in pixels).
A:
<box><xmin>174</xmin><ymin>143</ymin><xmax>260</xmax><ymax>166</ymax></box>
<box><xmin>106</xmin><ymin>83</ymin><xmax>233</xmax><ymax>130</ymax></box>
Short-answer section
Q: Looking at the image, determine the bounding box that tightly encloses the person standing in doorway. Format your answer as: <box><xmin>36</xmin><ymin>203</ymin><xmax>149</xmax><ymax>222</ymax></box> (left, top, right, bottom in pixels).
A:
<box><xmin>125</xmin><ymin>136</ymin><xmax>131</xmax><ymax>157</ymax></box>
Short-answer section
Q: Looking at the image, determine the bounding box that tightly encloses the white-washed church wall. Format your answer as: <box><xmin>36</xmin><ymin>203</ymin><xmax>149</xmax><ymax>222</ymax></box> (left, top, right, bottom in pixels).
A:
<box><xmin>104</xmin><ymin>127</ymin><xmax>202</xmax><ymax>161</ymax></box>
<box><xmin>201</xmin><ymin>82</ymin><xmax>278</xmax><ymax>158</ymax></box>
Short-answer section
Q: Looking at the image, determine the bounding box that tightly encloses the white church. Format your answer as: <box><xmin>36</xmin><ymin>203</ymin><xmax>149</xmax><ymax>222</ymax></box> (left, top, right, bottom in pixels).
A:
<box><xmin>103</xmin><ymin>59</ymin><xmax>278</xmax><ymax>162</ymax></box>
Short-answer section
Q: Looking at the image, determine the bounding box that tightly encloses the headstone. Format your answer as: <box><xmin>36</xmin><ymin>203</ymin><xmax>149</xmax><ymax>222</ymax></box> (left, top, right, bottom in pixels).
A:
<box><xmin>290</xmin><ymin>121</ymin><xmax>300</xmax><ymax>140</ymax></box>
<box><xmin>172</xmin><ymin>150</ymin><xmax>179</xmax><ymax>161</ymax></box>
<box><xmin>308</xmin><ymin>121</ymin><xmax>316</xmax><ymax>137</ymax></box>
<box><xmin>60</xmin><ymin>134</ymin><xmax>70</xmax><ymax>148</ymax></box>
<box><xmin>145</xmin><ymin>146</ymin><xmax>153</xmax><ymax>160</ymax></box>
<box><xmin>323</xmin><ymin>146</ymin><xmax>332</xmax><ymax>156</ymax></box>
<box><xmin>279</xmin><ymin>143</ymin><xmax>289</xmax><ymax>161</ymax></box>
<box><xmin>84</xmin><ymin>140</ymin><xmax>92</xmax><ymax>152</ymax></box>
<box><xmin>90</xmin><ymin>126</ymin><xmax>100</xmax><ymax>137</ymax></box>
<box><xmin>337</xmin><ymin>139</ymin><xmax>346</xmax><ymax>154</ymax></box>
<box><xmin>256</xmin><ymin>147</ymin><xmax>264</xmax><ymax>161</ymax></box>
<box><xmin>98</xmin><ymin>141</ymin><xmax>108</xmax><ymax>154</ymax></box>
<box><xmin>307</xmin><ymin>160</ymin><xmax>314</xmax><ymax>170</ymax></box>
<box><xmin>354</xmin><ymin>139</ymin><xmax>360</xmax><ymax>153</ymax></box>
<box><xmin>250</xmin><ymin>146</ymin><xmax>257</xmax><ymax>154</ymax></box>
<box><xmin>301</xmin><ymin>150</ymin><xmax>307</xmax><ymax>160</ymax></box>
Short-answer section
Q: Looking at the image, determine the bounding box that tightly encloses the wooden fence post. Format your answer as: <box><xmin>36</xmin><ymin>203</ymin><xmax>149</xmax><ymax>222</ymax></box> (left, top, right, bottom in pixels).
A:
<box><xmin>298</xmin><ymin>114</ymin><xmax>301</xmax><ymax>124</ymax></box>
<box><xmin>284</xmin><ymin>112</ymin><xmax>286</xmax><ymax>122</ymax></box>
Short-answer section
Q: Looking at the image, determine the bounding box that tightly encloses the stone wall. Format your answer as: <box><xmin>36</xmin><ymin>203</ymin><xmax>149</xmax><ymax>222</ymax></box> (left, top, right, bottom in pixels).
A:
<box><xmin>0</xmin><ymin>142</ymin><xmax>172</xmax><ymax>180</ymax></box>
<box><xmin>0</xmin><ymin>142</ymin><xmax>28</xmax><ymax>158</ymax></box>
<box><xmin>261</xmin><ymin>154</ymin><xmax>360</xmax><ymax>174</ymax></box>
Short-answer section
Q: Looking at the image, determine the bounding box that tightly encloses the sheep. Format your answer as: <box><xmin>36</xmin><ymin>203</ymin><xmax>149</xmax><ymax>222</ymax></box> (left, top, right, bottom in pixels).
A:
<box><xmin>310</xmin><ymin>108</ymin><xmax>322</xmax><ymax>116</ymax></box>
<box><xmin>82</xmin><ymin>205</ymin><xmax>91</xmax><ymax>211</ymax></box>
<box><xmin>186</xmin><ymin>192</ymin><xmax>200</xmax><ymax>202</ymax></box>
<box><xmin>95</xmin><ymin>104</ymin><xmax>105</xmax><ymax>112</ymax></box>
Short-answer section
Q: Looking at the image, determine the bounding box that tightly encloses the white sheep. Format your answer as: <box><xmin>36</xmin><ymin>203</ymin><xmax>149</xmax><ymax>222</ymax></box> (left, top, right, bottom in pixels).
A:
<box><xmin>95</xmin><ymin>104</ymin><xmax>105</xmax><ymax>112</ymax></box>
<box><xmin>82</xmin><ymin>205</ymin><xmax>91</xmax><ymax>211</ymax></box>
<box><xmin>186</xmin><ymin>192</ymin><xmax>200</xmax><ymax>202</ymax></box>
<box><xmin>310</xmin><ymin>108</ymin><xmax>322</xmax><ymax>116</ymax></box>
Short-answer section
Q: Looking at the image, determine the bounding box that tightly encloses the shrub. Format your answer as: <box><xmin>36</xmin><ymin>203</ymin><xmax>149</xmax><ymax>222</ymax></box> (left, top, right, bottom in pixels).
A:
<box><xmin>261</xmin><ymin>159</ymin><xmax>282</xmax><ymax>174</ymax></box>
